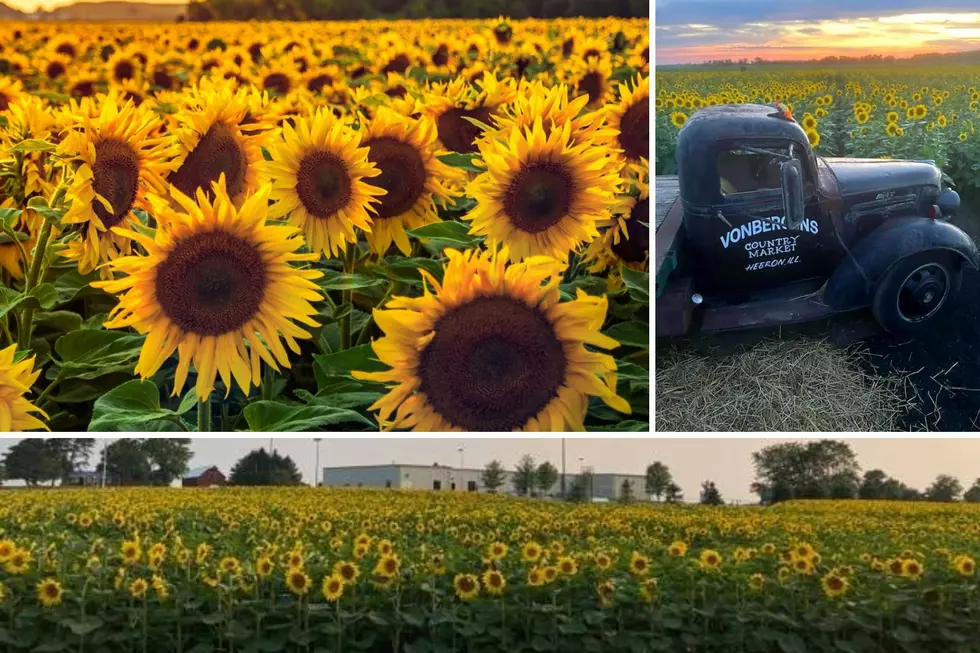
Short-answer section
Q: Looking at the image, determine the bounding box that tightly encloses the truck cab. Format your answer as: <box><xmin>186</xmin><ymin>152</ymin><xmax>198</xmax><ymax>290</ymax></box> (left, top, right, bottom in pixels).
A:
<box><xmin>656</xmin><ymin>103</ymin><xmax>977</xmax><ymax>336</ymax></box>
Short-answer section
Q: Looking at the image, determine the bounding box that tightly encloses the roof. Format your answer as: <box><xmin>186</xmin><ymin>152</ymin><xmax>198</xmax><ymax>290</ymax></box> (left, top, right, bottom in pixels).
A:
<box><xmin>184</xmin><ymin>465</ymin><xmax>221</xmax><ymax>479</ymax></box>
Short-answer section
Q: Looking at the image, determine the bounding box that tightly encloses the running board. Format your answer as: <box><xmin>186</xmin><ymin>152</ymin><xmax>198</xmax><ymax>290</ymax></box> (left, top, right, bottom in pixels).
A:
<box><xmin>700</xmin><ymin>296</ymin><xmax>838</xmax><ymax>332</ymax></box>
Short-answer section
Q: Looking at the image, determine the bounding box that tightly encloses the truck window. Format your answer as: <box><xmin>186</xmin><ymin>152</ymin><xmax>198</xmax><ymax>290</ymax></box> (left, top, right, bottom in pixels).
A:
<box><xmin>718</xmin><ymin>149</ymin><xmax>784</xmax><ymax>195</ymax></box>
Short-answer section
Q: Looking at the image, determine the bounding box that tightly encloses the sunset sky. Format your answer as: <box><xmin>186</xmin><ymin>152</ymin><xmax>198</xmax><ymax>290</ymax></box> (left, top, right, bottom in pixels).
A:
<box><xmin>7</xmin><ymin>0</ymin><xmax>178</xmax><ymax>11</ymax></box>
<box><xmin>656</xmin><ymin>1</ymin><xmax>980</xmax><ymax>64</ymax></box>
<box><xmin>2</xmin><ymin>438</ymin><xmax>978</xmax><ymax>503</ymax></box>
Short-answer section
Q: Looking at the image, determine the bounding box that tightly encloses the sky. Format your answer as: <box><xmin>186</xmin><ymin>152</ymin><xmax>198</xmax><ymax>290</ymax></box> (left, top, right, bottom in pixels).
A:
<box><xmin>1</xmin><ymin>438</ymin><xmax>978</xmax><ymax>503</ymax></box>
<box><xmin>7</xmin><ymin>0</ymin><xmax>178</xmax><ymax>11</ymax></box>
<box><xmin>655</xmin><ymin>2</ymin><xmax>980</xmax><ymax>64</ymax></box>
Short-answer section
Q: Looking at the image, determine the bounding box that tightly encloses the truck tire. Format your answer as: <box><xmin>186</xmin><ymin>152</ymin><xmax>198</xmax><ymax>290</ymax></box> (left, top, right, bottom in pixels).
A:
<box><xmin>871</xmin><ymin>250</ymin><xmax>962</xmax><ymax>333</ymax></box>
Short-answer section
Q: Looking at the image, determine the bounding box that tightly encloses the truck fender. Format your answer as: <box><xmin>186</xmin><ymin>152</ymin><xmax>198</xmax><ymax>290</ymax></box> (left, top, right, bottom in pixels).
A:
<box><xmin>823</xmin><ymin>217</ymin><xmax>979</xmax><ymax>311</ymax></box>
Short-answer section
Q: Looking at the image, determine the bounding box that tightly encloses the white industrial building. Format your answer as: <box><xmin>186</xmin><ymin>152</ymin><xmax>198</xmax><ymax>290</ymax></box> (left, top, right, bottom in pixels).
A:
<box><xmin>321</xmin><ymin>464</ymin><xmax>647</xmax><ymax>501</ymax></box>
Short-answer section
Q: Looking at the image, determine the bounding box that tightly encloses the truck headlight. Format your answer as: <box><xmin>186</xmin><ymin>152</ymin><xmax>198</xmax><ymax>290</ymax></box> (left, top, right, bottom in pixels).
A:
<box><xmin>938</xmin><ymin>189</ymin><xmax>960</xmax><ymax>217</ymax></box>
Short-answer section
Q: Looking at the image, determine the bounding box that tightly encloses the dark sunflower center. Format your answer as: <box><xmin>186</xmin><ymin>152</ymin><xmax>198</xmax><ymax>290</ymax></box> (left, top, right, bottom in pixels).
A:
<box><xmin>46</xmin><ymin>61</ymin><xmax>66</xmax><ymax>79</ymax></box>
<box><xmin>436</xmin><ymin>106</ymin><xmax>493</xmax><ymax>153</ymax></box>
<box><xmin>155</xmin><ymin>231</ymin><xmax>267</xmax><ymax>336</ymax></box>
<box><xmin>152</xmin><ymin>68</ymin><xmax>174</xmax><ymax>90</ymax></box>
<box><xmin>459</xmin><ymin>578</ymin><xmax>474</xmax><ymax>592</ymax></box>
<box><xmin>562</xmin><ymin>38</ymin><xmax>574</xmax><ymax>56</ymax></box>
<box><xmin>432</xmin><ymin>45</ymin><xmax>449</xmax><ymax>67</ymax></box>
<box><xmin>169</xmin><ymin>122</ymin><xmax>247</xmax><ymax>201</ymax></box>
<box><xmin>248</xmin><ymin>42</ymin><xmax>263</xmax><ymax>62</ymax></box>
<box><xmin>611</xmin><ymin>199</ymin><xmax>649</xmax><ymax>263</ymax></box>
<box><xmin>100</xmin><ymin>45</ymin><xmax>114</xmax><ymax>62</ymax></box>
<box><xmin>583</xmin><ymin>48</ymin><xmax>601</xmax><ymax>60</ymax></box>
<box><xmin>418</xmin><ymin>296</ymin><xmax>567</xmax><ymax>431</ymax></box>
<box><xmin>307</xmin><ymin>73</ymin><xmax>333</xmax><ymax>93</ymax></box>
<box><xmin>71</xmin><ymin>81</ymin><xmax>95</xmax><ymax>97</ymax></box>
<box><xmin>382</xmin><ymin>54</ymin><xmax>410</xmax><ymax>75</ymax></box>
<box><xmin>828</xmin><ymin>577</ymin><xmax>843</xmax><ymax>590</ymax></box>
<box><xmin>91</xmin><ymin>138</ymin><xmax>140</xmax><ymax>229</ymax></box>
<box><xmin>578</xmin><ymin>72</ymin><xmax>604</xmax><ymax>104</ymax></box>
<box><xmin>365</xmin><ymin>136</ymin><xmax>426</xmax><ymax>219</ymax></box>
<box><xmin>263</xmin><ymin>72</ymin><xmax>291</xmax><ymax>95</ymax></box>
<box><xmin>124</xmin><ymin>91</ymin><xmax>144</xmax><ymax>107</ymax></box>
<box><xmin>114</xmin><ymin>60</ymin><xmax>135</xmax><ymax>81</ymax></box>
<box><xmin>188</xmin><ymin>38</ymin><xmax>200</xmax><ymax>51</ymax></box>
<box><xmin>385</xmin><ymin>85</ymin><xmax>406</xmax><ymax>99</ymax></box>
<box><xmin>0</xmin><ymin>92</ymin><xmax>10</xmax><ymax>111</ymax></box>
<box><xmin>504</xmin><ymin>162</ymin><xmax>574</xmax><ymax>233</ymax></box>
<box><xmin>56</xmin><ymin>43</ymin><xmax>75</xmax><ymax>57</ymax></box>
<box><xmin>619</xmin><ymin>98</ymin><xmax>649</xmax><ymax>161</ymax></box>
<box><xmin>296</xmin><ymin>150</ymin><xmax>353</xmax><ymax>218</ymax></box>
<box><xmin>350</xmin><ymin>66</ymin><xmax>367</xmax><ymax>80</ymax></box>
<box><xmin>45</xmin><ymin>584</ymin><xmax>59</xmax><ymax>597</ymax></box>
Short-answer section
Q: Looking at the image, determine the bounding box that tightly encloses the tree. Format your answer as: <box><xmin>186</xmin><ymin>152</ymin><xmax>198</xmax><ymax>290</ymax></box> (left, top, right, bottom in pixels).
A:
<box><xmin>859</xmin><ymin>469</ymin><xmax>889</xmax><ymax>499</ymax></box>
<box><xmin>664</xmin><ymin>482</ymin><xmax>683</xmax><ymax>503</ymax></box>
<box><xmin>925</xmin><ymin>474</ymin><xmax>962</xmax><ymax>502</ymax></box>
<box><xmin>229</xmin><ymin>448</ymin><xmax>303</xmax><ymax>486</ymax></box>
<box><xmin>97</xmin><ymin>439</ymin><xmax>191</xmax><ymax>486</ymax></box>
<box><xmin>141</xmin><ymin>439</ymin><xmax>192</xmax><ymax>485</ymax></box>
<box><xmin>700</xmin><ymin>480</ymin><xmax>724</xmax><ymax>505</ymax></box>
<box><xmin>512</xmin><ymin>454</ymin><xmax>536</xmax><ymax>496</ymax></box>
<box><xmin>620</xmin><ymin>479</ymin><xmax>634</xmax><ymax>503</ymax></box>
<box><xmin>751</xmin><ymin>440</ymin><xmax>860</xmax><ymax>503</ymax></box>
<box><xmin>2</xmin><ymin>439</ymin><xmax>61</xmax><ymax>485</ymax></box>
<box><xmin>481</xmin><ymin>460</ymin><xmax>506</xmax><ymax>493</ymax></box>
<box><xmin>99</xmin><ymin>439</ymin><xmax>151</xmax><ymax>485</ymax></box>
<box><xmin>645</xmin><ymin>462</ymin><xmax>672</xmax><ymax>501</ymax></box>
<box><xmin>567</xmin><ymin>468</ymin><xmax>594</xmax><ymax>502</ymax></box>
<box><xmin>964</xmin><ymin>479</ymin><xmax>980</xmax><ymax>503</ymax></box>
<box><xmin>535</xmin><ymin>461</ymin><xmax>559</xmax><ymax>496</ymax></box>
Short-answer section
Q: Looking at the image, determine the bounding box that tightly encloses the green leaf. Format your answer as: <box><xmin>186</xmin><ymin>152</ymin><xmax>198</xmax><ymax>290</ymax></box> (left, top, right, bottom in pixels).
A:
<box><xmin>407</xmin><ymin>221</ymin><xmax>482</xmax><ymax>247</ymax></box>
<box><xmin>61</xmin><ymin>616</ymin><xmax>104</xmax><ymax>636</ymax></box>
<box><xmin>436</xmin><ymin>152</ymin><xmax>485</xmax><ymax>173</ymax></box>
<box><xmin>53</xmin><ymin>329</ymin><xmax>145</xmax><ymax>380</ymax></box>
<box><xmin>590</xmin><ymin>420</ymin><xmax>649</xmax><ymax>431</ymax></box>
<box><xmin>379</xmin><ymin>256</ymin><xmax>444</xmax><ymax>285</ymax></box>
<box><xmin>0</xmin><ymin>208</ymin><xmax>21</xmax><ymax>227</ymax></box>
<box><xmin>34</xmin><ymin>310</ymin><xmax>83</xmax><ymax>334</ymax></box>
<box><xmin>88</xmin><ymin>380</ymin><xmax>191</xmax><ymax>432</ymax></box>
<box><xmin>11</xmin><ymin>139</ymin><xmax>56</xmax><ymax>153</ymax></box>
<box><xmin>0</xmin><ymin>282</ymin><xmax>58</xmax><ymax>320</ymax></box>
<box><xmin>313</xmin><ymin>344</ymin><xmax>386</xmax><ymax>385</ymax></box>
<box><xmin>295</xmin><ymin>388</ymin><xmax>383</xmax><ymax>409</ymax></box>
<box><xmin>243</xmin><ymin>401</ymin><xmax>373</xmax><ymax>432</ymax></box>
<box><xmin>603</xmin><ymin>321</ymin><xmax>649</xmax><ymax>349</ymax></box>
<box><xmin>53</xmin><ymin>269</ymin><xmax>101</xmax><ymax>304</ymax></box>
<box><xmin>621</xmin><ymin>265</ymin><xmax>649</xmax><ymax>303</ymax></box>
<box><xmin>316</xmin><ymin>270</ymin><xmax>386</xmax><ymax>291</ymax></box>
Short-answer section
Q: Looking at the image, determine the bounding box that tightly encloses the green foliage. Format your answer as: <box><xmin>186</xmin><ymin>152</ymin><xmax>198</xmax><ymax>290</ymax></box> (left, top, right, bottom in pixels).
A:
<box><xmin>228</xmin><ymin>447</ymin><xmax>304</xmax><ymax>485</ymax></box>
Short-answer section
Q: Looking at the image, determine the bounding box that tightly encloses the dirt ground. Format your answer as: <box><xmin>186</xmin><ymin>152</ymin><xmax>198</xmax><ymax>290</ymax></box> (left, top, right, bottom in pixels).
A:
<box><xmin>657</xmin><ymin>201</ymin><xmax>980</xmax><ymax>432</ymax></box>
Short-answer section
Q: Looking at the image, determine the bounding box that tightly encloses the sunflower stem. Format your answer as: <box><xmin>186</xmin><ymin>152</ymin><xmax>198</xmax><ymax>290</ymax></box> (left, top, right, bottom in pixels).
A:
<box><xmin>340</xmin><ymin>246</ymin><xmax>357</xmax><ymax>350</ymax></box>
<box><xmin>17</xmin><ymin>219</ymin><xmax>53</xmax><ymax>350</ymax></box>
<box><xmin>197</xmin><ymin>396</ymin><xmax>211</xmax><ymax>432</ymax></box>
<box><xmin>262</xmin><ymin>364</ymin><xmax>276</xmax><ymax>401</ymax></box>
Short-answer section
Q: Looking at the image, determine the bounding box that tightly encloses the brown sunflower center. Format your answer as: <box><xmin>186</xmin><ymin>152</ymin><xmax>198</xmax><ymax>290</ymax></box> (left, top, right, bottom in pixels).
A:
<box><xmin>578</xmin><ymin>72</ymin><xmax>604</xmax><ymax>104</ymax></box>
<box><xmin>827</xmin><ymin>577</ymin><xmax>843</xmax><ymax>590</ymax></box>
<box><xmin>56</xmin><ymin>43</ymin><xmax>75</xmax><ymax>58</ymax></box>
<box><xmin>504</xmin><ymin>162</ymin><xmax>574</xmax><ymax>234</ymax></box>
<box><xmin>619</xmin><ymin>98</ymin><xmax>649</xmax><ymax>161</ymax></box>
<box><xmin>562</xmin><ymin>38</ymin><xmax>574</xmax><ymax>57</ymax></box>
<box><xmin>365</xmin><ymin>136</ymin><xmax>426</xmax><ymax>219</ymax></box>
<box><xmin>263</xmin><ymin>72</ymin><xmax>291</xmax><ymax>95</ymax></box>
<box><xmin>45</xmin><ymin>584</ymin><xmax>59</xmax><ymax>598</ymax></box>
<box><xmin>612</xmin><ymin>199</ymin><xmax>649</xmax><ymax>263</ymax></box>
<box><xmin>169</xmin><ymin>122</ymin><xmax>247</xmax><ymax>201</ymax></box>
<box><xmin>296</xmin><ymin>149</ymin><xmax>353</xmax><ymax>219</ymax></box>
<box><xmin>0</xmin><ymin>92</ymin><xmax>9</xmax><ymax>111</ymax></box>
<box><xmin>458</xmin><ymin>577</ymin><xmax>475</xmax><ymax>592</ymax></box>
<box><xmin>385</xmin><ymin>85</ymin><xmax>407</xmax><ymax>99</ymax></box>
<box><xmin>46</xmin><ymin>61</ymin><xmax>66</xmax><ymax>79</ymax></box>
<box><xmin>307</xmin><ymin>73</ymin><xmax>333</xmax><ymax>94</ymax></box>
<box><xmin>382</xmin><ymin>53</ymin><xmax>410</xmax><ymax>75</ymax></box>
<box><xmin>436</xmin><ymin>106</ymin><xmax>493</xmax><ymax>153</ymax></box>
<box><xmin>91</xmin><ymin>138</ymin><xmax>140</xmax><ymax>229</ymax></box>
<box><xmin>155</xmin><ymin>231</ymin><xmax>267</xmax><ymax>336</ymax></box>
<box><xmin>418</xmin><ymin>296</ymin><xmax>566</xmax><ymax>431</ymax></box>
<box><xmin>114</xmin><ymin>60</ymin><xmax>135</xmax><ymax>82</ymax></box>
<box><xmin>71</xmin><ymin>81</ymin><xmax>96</xmax><ymax>98</ymax></box>
<box><xmin>152</xmin><ymin>68</ymin><xmax>174</xmax><ymax>90</ymax></box>
<box><xmin>432</xmin><ymin>45</ymin><xmax>449</xmax><ymax>67</ymax></box>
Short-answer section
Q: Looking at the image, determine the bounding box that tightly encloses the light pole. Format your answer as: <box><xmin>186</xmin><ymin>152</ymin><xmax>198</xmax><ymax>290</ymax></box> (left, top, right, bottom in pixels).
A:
<box><xmin>578</xmin><ymin>457</ymin><xmax>585</xmax><ymax>474</ymax></box>
<box><xmin>560</xmin><ymin>438</ymin><xmax>566</xmax><ymax>499</ymax></box>
<box><xmin>314</xmin><ymin>438</ymin><xmax>322</xmax><ymax>488</ymax></box>
<box><xmin>457</xmin><ymin>446</ymin><xmax>464</xmax><ymax>469</ymax></box>
<box><xmin>101</xmin><ymin>440</ymin><xmax>108</xmax><ymax>488</ymax></box>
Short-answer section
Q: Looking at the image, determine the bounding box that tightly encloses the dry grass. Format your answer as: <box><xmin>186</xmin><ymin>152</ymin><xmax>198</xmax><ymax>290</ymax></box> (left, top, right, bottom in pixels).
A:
<box><xmin>655</xmin><ymin>339</ymin><xmax>916</xmax><ymax>432</ymax></box>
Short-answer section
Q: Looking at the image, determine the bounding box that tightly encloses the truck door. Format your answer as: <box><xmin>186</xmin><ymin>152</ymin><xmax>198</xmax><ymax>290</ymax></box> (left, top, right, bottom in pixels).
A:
<box><xmin>691</xmin><ymin>140</ymin><xmax>837</xmax><ymax>296</ymax></box>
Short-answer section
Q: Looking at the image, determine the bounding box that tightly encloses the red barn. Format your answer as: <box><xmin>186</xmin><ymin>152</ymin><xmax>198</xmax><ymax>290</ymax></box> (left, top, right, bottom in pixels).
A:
<box><xmin>182</xmin><ymin>466</ymin><xmax>226</xmax><ymax>487</ymax></box>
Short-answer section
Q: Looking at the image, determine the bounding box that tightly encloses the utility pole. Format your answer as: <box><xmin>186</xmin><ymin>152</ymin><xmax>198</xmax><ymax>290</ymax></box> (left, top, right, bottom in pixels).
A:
<box><xmin>314</xmin><ymin>438</ymin><xmax>322</xmax><ymax>488</ymax></box>
<box><xmin>560</xmin><ymin>438</ymin><xmax>566</xmax><ymax>499</ymax></box>
<box><xmin>101</xmin><ymin>440</ymin><xmax>108</xmax><ymax>488</ymax></box>
<box><xmin>457</xmin><ymin>446</ymin><xmax>464</xmax><ymax>469</ymax></box>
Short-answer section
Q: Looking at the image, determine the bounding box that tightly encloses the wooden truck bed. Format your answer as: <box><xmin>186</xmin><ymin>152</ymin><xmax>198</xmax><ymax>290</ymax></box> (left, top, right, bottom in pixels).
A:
<box><xmin>654</xmin><ymin>175</ymin><xmax>682</xmax><ymax>298</ymax></box>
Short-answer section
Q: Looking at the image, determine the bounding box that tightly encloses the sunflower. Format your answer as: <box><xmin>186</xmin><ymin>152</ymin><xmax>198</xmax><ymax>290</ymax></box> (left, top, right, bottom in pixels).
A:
<box><xmin>254</xmin><ymin>62</ymin><xmax>301</xmax><ymax>97</ymax></box>
<box><xmin>0</xmin><ymin>77</ymin><xmax>24</xmax><ymax>112</ymax></box>
<box><xmin>58</xmin><ymin>94</ymin><xmax>175</xmax><ymax>275</ymax></box>
<box><xmin>353</xmin><ymin>248</ymin><xmax>628</xmax><ymax>431</ymax></box>
<box><xmin>107</xmin><ymin>50</ymin><xmax>143</xmax><ymax>85</ymax></box>
<box><xmin>129</xmin><ymin>577</ymin><xmax>149</xmax><ymax>599</ymax></box>
<box><xmin>92</xmin><ymin>178</ymin><xmax>324</xmax><ymax>401</ymax></box>
<box><xmin>167</xmin><ymin>85</ymin><xmax>269</xmax><ymax>207</ymax></box>
<box><xmin>38</xmin><ymin>54</ymin><xmax>72</xmax><ymax>84</ymax></box>
<box><xmin>419</xmin><ymin>73</ymin><xmax>516</xmax><ymax>154</ymax></box>
<box><xmin>953</xmin><ymin>555</ymin><xmax>975</xmax><ymax>576</ymax></box>
<box><xmin>605</xmin><ymin>74</ymin><xmax>648</xmax><ymax>163</ymax></box>
<box><xmin>120</xmin><ymin>539</ymin><xmax>141</xmax><ymax>565</ymax></box>
<box><xmin>375</xmin><ymin>553</ymin><xmax>401</xmax><ymax>578</ymax></box>
<box><xmin>286</xmin><ymin>569</ymin><xmax>311</xmax><ymax>596</ymax></box>
<box><xmin>557</xmin><ymin>556</ymin><xmax>578</xmax><ymax>576</ymax></box>
<box><xmin>4</xmin><ymin>547</ymin><xmax>31</xmax><ymax>574</ymax></box>
<box><xmin>465</xmin><ymin>118</ymin><xmax>621</xmax><ymax>263</ymax></box>
<box><xmin>37</xmin><ymin>578</ymin><xmax>63</xmax><ymax>607</ymax></box>
<box><xmin>629</xmin><ymin>552</ymin><xmax>650</xmax><ymax>576</ymax></box>
<box><xmin>522</xmin><ymin>542</ymin><xmax>543</xmax><ymax>563</ymax></box>
<box><xmin>0</xmin><ymin>344</ymin><xmax>46</xmax><ymax>432</ymax></box>
<box><xmin>699</xmin><ymin>550</ymin><xmax>722</xmax><ymax>571</ymax></box>
<box><xmin>668</xmin><ymin>541</ymin><xmax>687</xmax><ymax>557</ymax></box>
<box><xmin>596</xmin><ymin>580</ymin><xmax>615</xmax><ymax>606</ymax></box>
<box><xmin>321</xmin><ymin>574</ymin><xmax>345</xmax><ymax>602</ymax></box>
<box><xmin>481</xmin><ymin>569</ymin><xmax>506</xmax><ymax>595</ymax></box>
<box><xmin>748</xmin><ymin>573</ymin><xmax>765</xmax><ymax>591</ymax></box>
<box><xmin>264</xmin><ymin>109</ymin><xmax>384</xmax><ymax>258</ymax></box>
<box><xmin>333</xmin><ymin>560</ymin><xmax>359</xmax><ymax>583</ymax></box>
<box><xmin>821</xmin><ymin>572</ymin><xmax>849</xmax><ymax>598</ymax></box>
<box><xmin>488</xmin><ymin>541</ymin><xmax>508</xmax><ymax>560</ymax></box>
<box><xmin>901</xmin><ymin>558</ymin><xmax>923</xmax><ymax>579</ymax></box>
<box><xmin>670</xmin><ymin>111</ymin><xmax>688</xmax><ymax>129</ymax></box>
<box><xmin>453</xmin><ymin>573</ymin><xmax>480</xmax><ymax>600</ymax></box>
<box><xmin>359</xmin><ymin>107</ymin><xmax>460</xmax><ymax>256</ymax></box>
<box><xmin>584</xmin><ymin>160</ymin><xmax>649</xmax><ymax>277</ymax></box>
<box><xmin>640</xmin><ymin>578</ymin><xmax>657</xmax><ymax>602</ymax></box>
<box><xmin>806</xmin><ymin>129</ymin><xmax>821</xmax><ymax>148</ymax></box>
<box><xmin>568</xmin><ymin>56</ymin><xmax>615</xmax><ymax>109</ymax></box>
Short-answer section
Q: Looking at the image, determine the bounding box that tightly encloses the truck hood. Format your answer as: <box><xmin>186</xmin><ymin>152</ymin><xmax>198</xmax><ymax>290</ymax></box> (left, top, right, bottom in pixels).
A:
<box><xmin>823</xmin><ymin>158</ymin><xmax>941</xmax><ymax>199</ymax></box>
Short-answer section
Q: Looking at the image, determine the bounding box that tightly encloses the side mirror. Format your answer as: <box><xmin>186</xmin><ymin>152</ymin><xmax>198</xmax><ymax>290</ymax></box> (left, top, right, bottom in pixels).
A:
<box><xmin>780</xmin><ymin>159</ymin><xmax>805</xmax><ymax>230</ymax></box>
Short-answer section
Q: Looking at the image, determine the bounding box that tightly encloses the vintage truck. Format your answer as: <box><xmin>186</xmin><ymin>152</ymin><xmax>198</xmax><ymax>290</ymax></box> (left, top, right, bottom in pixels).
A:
<box><xmin>656</xmin><ymin>103</ymin><xmax>978</xmax><ymax>336</ymax></box>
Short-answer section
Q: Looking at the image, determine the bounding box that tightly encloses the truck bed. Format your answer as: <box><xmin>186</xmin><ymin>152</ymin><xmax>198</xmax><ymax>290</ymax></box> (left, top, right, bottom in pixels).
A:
<box><xmin>654</xmin><ymin>175</ymin><xmax>682</xmax><ymax>298</ymax></box>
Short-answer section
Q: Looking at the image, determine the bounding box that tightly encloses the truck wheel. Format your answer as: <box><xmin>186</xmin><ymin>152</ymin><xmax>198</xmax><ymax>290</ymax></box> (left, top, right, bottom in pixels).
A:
<box><xmin>871</xmin><ymin>250</ymin><xmax>962</xmax><ymax>333</ymax></box>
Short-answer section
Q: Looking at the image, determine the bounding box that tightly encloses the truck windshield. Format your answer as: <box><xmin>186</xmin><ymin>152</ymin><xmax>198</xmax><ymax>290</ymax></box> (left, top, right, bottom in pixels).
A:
<box><xmin>718</xmin><ymin>147</ymin><xmax>788</xmax><ymax>195</ymax></box>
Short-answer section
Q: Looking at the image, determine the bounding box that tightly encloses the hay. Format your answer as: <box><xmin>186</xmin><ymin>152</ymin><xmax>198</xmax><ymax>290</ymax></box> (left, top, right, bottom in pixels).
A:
<box><xmin>655</xmin><ymin>339</ymin><xmax>915</xmax><ymax>432</ymax></box>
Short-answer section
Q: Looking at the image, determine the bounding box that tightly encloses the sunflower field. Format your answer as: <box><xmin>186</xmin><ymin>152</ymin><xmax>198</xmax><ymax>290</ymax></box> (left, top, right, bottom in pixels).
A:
<box><xmin>655</xmin><ymin>67</ymin><xmax>980</xmax><ymax>196</ymax></box>
<box><xmin>0</xmin><ymin>18</ymin><xmax>650</xmax><ymax>433</ymax></box>
<box><xmin>1</xmin><ymin>490</ymin><xmax>979</xmax><ymax>653</ymax></box>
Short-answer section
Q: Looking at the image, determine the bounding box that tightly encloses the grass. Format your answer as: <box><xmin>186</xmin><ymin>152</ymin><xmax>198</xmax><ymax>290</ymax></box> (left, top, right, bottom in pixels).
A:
<box><xmin>655</xmin><ymin>339</ymin><xmax>915</xmax><ymax>432</ymax></box>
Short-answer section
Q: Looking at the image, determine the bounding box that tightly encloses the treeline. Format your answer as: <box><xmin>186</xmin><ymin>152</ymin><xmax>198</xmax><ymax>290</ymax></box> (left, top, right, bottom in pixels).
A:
<box><xmin>186</xmin><ymin>0</ymin><xmax>649</xmax><ymax>22</ymax></box>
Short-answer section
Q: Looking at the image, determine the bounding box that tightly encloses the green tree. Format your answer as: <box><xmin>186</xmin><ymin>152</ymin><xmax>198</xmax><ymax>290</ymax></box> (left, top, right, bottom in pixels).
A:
<box><xmin>229</xmin><ymin>448</ymin><xmax>303</xmax><ymax>486</ymax></box>
<box><xmin>2</xmin><ymin>439</ymin><xmax>61</xmax><ymax>485</ymax></box>
<box><xmin>97</xmin><ymin>439</ymin><xmax>191</xmax><ymax>486</ymax></box>
<box><xmin>664</xmin><ymin>482</ymin><xmax>683</xmax><ymax>503</ymax></box>
<box><xmin>512</xmin><ymin>454</ymin><xmax>536</xmax><ymax>496</ymax></box>
<box><xmin>645</xmin><ymin>461</ymin><xmax>672</xmax><ymax>500</ymax></box>
<box><xmin>751</xmin><ymin>440</ymin><xmax>860</xmax><ymax>503</ymax></box>
<box><xmin>964</xmin><ymin>479</ymin><xmax>980</xmax><ymax>503</ymax></box>
<box><xmin>567</xmin><ymin>468</ymin><xmax>594</xmax><ymax>502</ymax></box>
<box><xmin>700</xmin><ymin>480</ymin><xmax>724</xmax><ymax>505</ymax></box>
<box><xmin>620</xmin><ymin>479</ymin><xmax>634</xmax><ymax>503</ymax></box>
<box><xmin>99</xmin><ymin>439</ymin><xmax>152</xmax><ymax>485</ymax></box>
<box><xmin>925</xmin><ymin>474</ymin><xmax>962</xmax><ymax>502</ymax></box>
<box><xmin>480</xmin><ymin>460</ymin><xmax>506</xmax><ymax>493</ymax></box>
<box><xmin>535</xmin><ymin>461</ymin><xmax>559</xmax><ymax>496</ymax></box>
<box><xmin>859</xmin><ymin>469</ymin><xmax>889</xmax><ymax>499</ymax></box>
<box><xmin>142</xmin><ymin>439</ymin><xmax>193</xmax><ymax>485</ymax></box>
